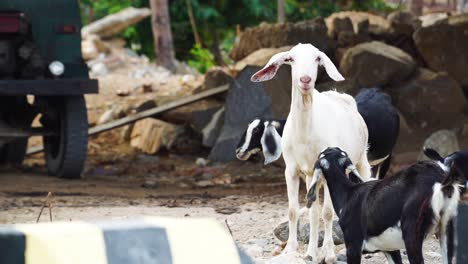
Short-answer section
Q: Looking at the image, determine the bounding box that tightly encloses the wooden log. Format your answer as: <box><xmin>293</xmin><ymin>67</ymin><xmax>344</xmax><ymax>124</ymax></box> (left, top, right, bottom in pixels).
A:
<box><xmin>26</xmin><ymin>84</ymin><xmax>229</xmax><ymax>155</ymax></box>
<box><xmin>81</xmin><ymin>7</ymin><xmax>151</xmax><ymax>38</ymax></box>
<box><xmin>130</xmin><ymin>118</ymin><xmax>181</xmax><ymax>154</ymax></box>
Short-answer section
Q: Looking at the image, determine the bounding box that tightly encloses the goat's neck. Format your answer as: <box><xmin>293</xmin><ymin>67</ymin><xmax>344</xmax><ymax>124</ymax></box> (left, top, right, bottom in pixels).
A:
<box><xmin>324</xmin><ymin>169</ymin><xmax>354</xmax><ymax>216</ymax></box>
<box><xmin>289</xmin><ymin>86</ymin><xmax>316</xmax><ymax>126</ymax></box>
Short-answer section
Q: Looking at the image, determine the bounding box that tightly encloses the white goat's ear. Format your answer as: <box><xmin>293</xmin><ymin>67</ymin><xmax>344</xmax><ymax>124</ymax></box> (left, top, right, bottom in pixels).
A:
<box><xmin>261</xmin><ymin>124</ymin><xmax>282</xmax><ymax>165</ymax></box>
<box><xmin>251</xmin><ymin>52</ymin><xmax>290</xmax><ymax>82</ymax></box>
<box><xmin>319</xmin><ymin>51</ymin><xmax>344</xmax><ymax>81</ymax></box>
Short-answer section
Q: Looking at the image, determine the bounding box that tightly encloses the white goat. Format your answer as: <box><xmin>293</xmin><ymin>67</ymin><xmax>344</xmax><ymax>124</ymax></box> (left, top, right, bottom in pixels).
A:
<box><xmin>251</xmin><ymin>43</ymin><xmax>371</xmax><ymax>263</ymax></box>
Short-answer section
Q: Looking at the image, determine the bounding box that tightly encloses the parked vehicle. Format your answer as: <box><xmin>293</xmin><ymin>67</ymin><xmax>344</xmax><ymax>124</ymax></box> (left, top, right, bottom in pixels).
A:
<box><xmin>0</xmin><ymin>1</ymin><xmax>98</xmax><ymax>178</ymax></box>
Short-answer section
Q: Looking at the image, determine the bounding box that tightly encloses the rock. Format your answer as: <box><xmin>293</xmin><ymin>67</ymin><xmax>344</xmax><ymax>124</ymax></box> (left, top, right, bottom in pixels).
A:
<box><xmin>331</xmin><ymin>16</ymin><xmax>354</xmax><ymax>38</ymax></box>
<box><xmin>419</xmin><ymin>130</ymin><xmax>460</xmax><ymax>161</ymax></box>
<box><xmin>141</xmin><ymin>180</ymin><xmax>159</xmax><ymax>189</ymax></box>
<box><xmin>419</xmin><ymin>12</ymin><xmax>448</xmax><ymax>27</ymax></box>
<box><xmin>90</xmin><ymin>62</ymin><xmax>108</xmax><ymax>76</ymax></box>
<box><xmin>273</xmin><ymin>219</ymin><xmax>344</xmax><ymax>246</ymax></box>
<box><xmin>160</xmin><ymin>98</ymin><xmax>223</xmax><ymax>125</ymax></box>
<box><xmin>209</xmin><ymin>66</ymin><xmax>273</xmax><ymax>161</ymax></box>
<box><xmin>81</xmin><ymin>7</ymin><xmax>151</xmax><ymax>38</ymax></box>
<box><xmin>340</xmin><ymin>41</ymin><xmax>416</xmax><ymax>87</ymax></box>
<box><xmin>413</xmin><ymin>13</ymin><xmax>468</xmax><ymax>87</ymax></box>
<box><xmin>192</xmin><ymin>106</ymin><xmax>225</xmax><ymax>147</ymax></box>
<box><xmin>195</xmin><ymin>157</ymin><xmax>208</xmax><ymax>167</ymax></box>
<box><xmin>98</xmin><ymin>104</ymin><xmax>126</xmax><ymax>124</ymax></box>
<box><xmin>199</xmin><ymin>67</ymin><xmax>234</xmax><ymax>91</ymax></box>
<box><xmin>325</xmin><ymin>11</ymin><xmax>390</xmax><ymax>36</ymax></box>
<box><xmin>234</xmin><ymin>46</ymin><xmax>292</xmax><ymax>72</ymax></box>
<box><xmin>82</xmin><ymin>35</ymin><xmax>103</xmax><ymax>61</ymax></box>
<box><xmin>130</xmin><ymin>118</ymin><xmax>184</xmax><ymax>154</ymax></box>
<box><xmin>195</xmin><ymin>180</ymin><xmax>214</xmax><ymax>188</ymax></box>
<box><xmin>134</xmin><ymin>100</ymin><xmax>157</xmax><ymax>113</ymax></box>
<box><xmin>337</xmin><ymin>248</ymin><xmax>347</xmax><ymax>262</ymax></box>
<box><xmin>387</xmin><ymin>11</ymin><xmax>421</xmax><ymax>35</ymax></box>
<box><xmin>387</xmin><ymin>68</ymin><xmax>466</xmax><ymax>131</ymax></box>
<box><xmin>230</xmin><ymin>18</ymin><xmax>333</xmax><ymax>61</ymax></box>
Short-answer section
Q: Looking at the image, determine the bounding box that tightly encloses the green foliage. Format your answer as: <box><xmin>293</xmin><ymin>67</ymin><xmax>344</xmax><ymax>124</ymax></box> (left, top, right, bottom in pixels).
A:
<box><xmin>187</xmin><ymin>44</ymin><xmax>215</xmax><ymax>73</ymax></box>
<box><xmin>78</xmin><ymin>0</ymin><xmax>396</xmax><ymax>73</ymax></box>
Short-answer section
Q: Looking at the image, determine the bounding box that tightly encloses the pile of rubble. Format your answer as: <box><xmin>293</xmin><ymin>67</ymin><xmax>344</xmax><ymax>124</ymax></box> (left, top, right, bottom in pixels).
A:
<box><xmin>82</xmin><ymin>8</ymin><xmax>468</xmax><ymax>164</ymax></box>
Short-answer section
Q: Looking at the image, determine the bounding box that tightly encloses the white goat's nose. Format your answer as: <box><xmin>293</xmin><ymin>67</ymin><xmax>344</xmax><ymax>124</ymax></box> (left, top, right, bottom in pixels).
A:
<box><xmin>300</xmin><ymin>75</ymin><xmax>311</xmax><ymax>84</ymax></box>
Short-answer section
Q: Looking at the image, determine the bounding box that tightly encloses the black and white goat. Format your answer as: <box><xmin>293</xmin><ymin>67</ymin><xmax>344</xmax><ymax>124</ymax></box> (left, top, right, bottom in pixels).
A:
<box><xmin>236</xmin><ymin>88</ymin><xmax>399</xmax><ymax>179</ymax></box>
<box><xmin>307</xmin><ymin>147</ymin><xmax>467</xmax><ymax>264</ymax></box>
<box><xmin>235</xmin><ymin>118</ymin><xmax>286</xmax><ymax>164</ymax></box>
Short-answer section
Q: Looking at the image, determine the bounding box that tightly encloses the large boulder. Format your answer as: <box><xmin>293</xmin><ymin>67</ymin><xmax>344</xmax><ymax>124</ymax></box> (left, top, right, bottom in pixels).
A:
<box><xmin>387</xmin><ymin>11</ymin><xmax>421</xmax><ymax>36</ymax></box>
<box><xmin>387</xmin><ymin>68</ymin><xmax>466</xmax><ymax>131</ymax></box>
<box><xmin>340</xmin><ymin>41</ymin><xmax>417</xmax><ymax>87</ymax></box>
<box><xmin>325</xmin><ymin>11</ymin><xmax>390</xmax><ymax>36</ymax></box>
<box><xmin>234</xmin><ymin>46</ymin><xmax>292</xmax><ymax>72</ymax></box>
<box><xmin>418</xmin><ymin>130</ymin><xmax>460</xmax><ymax>161</ymax></box>
<box><xmin>229</xmin><ymin>18</ymin><xmax>334</xmax><ymax>61</ymax></box>
<box><xmin>198</xmin><ymin>67</ymin><xmax>234</xmax><ymax>91</ymax></box>
<box><xmin>413</xmin><ymin>13</ymin><xmax>468</xmax><ymax>88</ymax></box>
<box><xmin>208</xmin><ymin>66</ymin><xmax>273</xmax><ymax>161</ymax></box>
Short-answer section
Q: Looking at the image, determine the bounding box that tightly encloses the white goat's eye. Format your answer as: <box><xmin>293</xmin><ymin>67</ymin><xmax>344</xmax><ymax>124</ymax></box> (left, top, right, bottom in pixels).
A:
<box><xmin>284</xmin><ymin>57</ymin><xmax>293</xmax><ymax>62</ymax></box>
<box><xmin>315</xmin><ymin>57</ymin><xmax>321</xmax><ymax>62</ymax></box>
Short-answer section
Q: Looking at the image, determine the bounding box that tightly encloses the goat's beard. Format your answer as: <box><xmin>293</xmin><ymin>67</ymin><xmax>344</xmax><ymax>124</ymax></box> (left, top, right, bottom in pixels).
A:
<box><xmin>302</xmin><ymin>93</ymin><xmax>312</xmax><ymax>107</ymax></box>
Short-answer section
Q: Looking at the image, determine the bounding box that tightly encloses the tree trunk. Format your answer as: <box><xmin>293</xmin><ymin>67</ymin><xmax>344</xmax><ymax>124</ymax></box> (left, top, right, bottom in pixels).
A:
<box><xmin>185</xmin><ymin>0</ymin><xmax>202</xmax><ymax>47</ymax></box>
<box><xmin>210</xmin><ymin>29</ymin><xmax>224</xmax><ymax>66</ymax></box>
<box><xmin>409</xmin><ymin>0</ymin><xmax>423</xmax><ymax>15</ymax></box>
<box><xmin>277</xmin><ymin>0</ymin><xmax>285</xmax><ymax>23</ymax></box>
<box><xmin>150</xmin><ymin>0</ymin><xmax>176</xmax><ymax>73</ymax></box>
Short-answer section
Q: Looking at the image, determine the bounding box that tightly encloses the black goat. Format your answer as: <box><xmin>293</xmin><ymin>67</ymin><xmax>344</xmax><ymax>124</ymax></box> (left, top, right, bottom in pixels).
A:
<box><xmin>235</xmin><ymin>88</ymin><xmax>399</xmax><ymax>179</ymax></box>
<box><xmin>307</xmin><ymin>147</ymin><xmax>466</xmax><ymax>264</ymax></box>
<box><xmin>355</xmin><ymin>88</ymin><xmax>400</xmax><ymax>179</ymax></box>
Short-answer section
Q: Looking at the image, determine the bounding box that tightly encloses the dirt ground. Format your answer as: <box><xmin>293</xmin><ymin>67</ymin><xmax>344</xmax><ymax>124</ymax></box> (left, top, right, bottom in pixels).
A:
<box><xmin>0</xmin><ymin>145</ymin><xmax>443</xmax><ymax>264</ymax></box>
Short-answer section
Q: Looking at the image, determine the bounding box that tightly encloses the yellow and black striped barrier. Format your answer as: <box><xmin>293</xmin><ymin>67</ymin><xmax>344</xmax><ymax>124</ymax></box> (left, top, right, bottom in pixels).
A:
<box><xmin>0</xmin><ymin>217</ymin><xmax>252</xmax><ymax>264</ymax></box>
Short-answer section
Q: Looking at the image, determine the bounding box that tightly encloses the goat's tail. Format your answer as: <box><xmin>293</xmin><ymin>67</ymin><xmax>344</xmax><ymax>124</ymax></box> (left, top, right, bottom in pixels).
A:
<box><xmin>423</xmin><ymin>148</ymin><xmax>444</xmax><ymax>162</ymax></box>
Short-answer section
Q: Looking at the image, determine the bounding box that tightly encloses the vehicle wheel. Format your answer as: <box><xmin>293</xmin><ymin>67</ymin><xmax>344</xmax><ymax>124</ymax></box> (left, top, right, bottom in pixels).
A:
<box><xmin>0</xmin><ymin>139</ymin><xmax>28</xmax><ymax>164</ymax></box>
<box><xmin>43</xmin><ymin>95</ymin><xmax>88</xmax><ymax>178</ymax></box>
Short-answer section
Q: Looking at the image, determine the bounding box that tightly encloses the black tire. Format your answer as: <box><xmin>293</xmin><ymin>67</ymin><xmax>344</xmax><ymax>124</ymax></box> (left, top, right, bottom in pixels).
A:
<box><xmin>43</xmin><ymin>95</ymin><xmax>88</xmax><ymax>178</ymax></box>
<box><xmin>0</xmin><ymin>138</ymin><xmax>28</xmax><ymax>164</ymax></box>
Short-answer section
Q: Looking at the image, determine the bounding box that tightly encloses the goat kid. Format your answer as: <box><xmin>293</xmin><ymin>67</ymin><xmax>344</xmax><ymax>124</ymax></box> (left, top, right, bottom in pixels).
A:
<box><xmin>307</xmin><ymin>147</ymin><xmax>467</xmax><ymax>264</ymax></box>
<box><xmin>235</xmin><ymin>118</ymin><xmax>285</xmax><ymax>164</ymax></box>
<box><xmin>250</xmin><ymin>43</ymin><xmax>371</xmax><ymax>262</ymax></box>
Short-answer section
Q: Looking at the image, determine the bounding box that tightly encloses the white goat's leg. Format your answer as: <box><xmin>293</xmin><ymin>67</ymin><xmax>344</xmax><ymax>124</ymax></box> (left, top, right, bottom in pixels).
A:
<box><xmin>357</xmin><ymin>153</ymin><xmax>372</xmax><ymax>181</ymax></box>
<box><xmin>321</xmin><ymin>183</ymin><xmax>337</xmax><ymax>263</ymax></box>
<box><xmin>306</xmin><ymin>177</ymin><xmax>321</xmax><ymax>261</ymax></box>
<box><xmin>283</xmin><ymin>166</ymin><xmax>300</xmax><ymax>254</ymax></box>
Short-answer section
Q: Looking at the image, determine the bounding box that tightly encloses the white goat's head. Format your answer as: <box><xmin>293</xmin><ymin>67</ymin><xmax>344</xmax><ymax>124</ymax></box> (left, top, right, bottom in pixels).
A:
<box><xmin>250</xmin><ymin>43</ymin><xmax>344</xmax><ymax>95</ymax></box>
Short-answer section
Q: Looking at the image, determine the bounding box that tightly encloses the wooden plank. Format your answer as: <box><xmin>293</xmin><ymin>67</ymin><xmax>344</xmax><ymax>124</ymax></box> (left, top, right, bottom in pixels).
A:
<box><xmin>27</xmin><ymin>84</ymin><xmax>229</xmax><ymax>155</ymax></box>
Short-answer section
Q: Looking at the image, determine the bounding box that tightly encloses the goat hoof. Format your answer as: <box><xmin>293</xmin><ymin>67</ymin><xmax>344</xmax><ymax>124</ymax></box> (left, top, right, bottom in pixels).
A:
<box><xmin>282</xmin><ymin>241</ymin><xmax>299</xmax><ymax>254</ymax></box>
